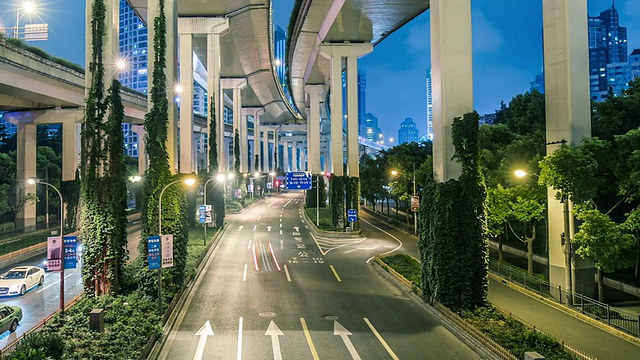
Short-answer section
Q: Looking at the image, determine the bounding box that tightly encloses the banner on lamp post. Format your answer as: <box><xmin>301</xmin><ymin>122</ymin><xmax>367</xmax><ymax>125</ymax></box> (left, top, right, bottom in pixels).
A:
<box><xmin>161</xmin><ymin>234</ymin><xmax>174</xmax><ymax>268</ymax></box>
<box><xmin>47</xmin><ymin>236</ymin><xmax>62</xmax><ymax>271</ymax></box>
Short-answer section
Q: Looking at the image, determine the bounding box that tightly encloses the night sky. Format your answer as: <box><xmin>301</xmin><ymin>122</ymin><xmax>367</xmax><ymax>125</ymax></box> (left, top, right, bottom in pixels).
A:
<box><xmin>1</xmin><ymin>0</ymin><xmax>638</xmax><ymax>140</ymax></box>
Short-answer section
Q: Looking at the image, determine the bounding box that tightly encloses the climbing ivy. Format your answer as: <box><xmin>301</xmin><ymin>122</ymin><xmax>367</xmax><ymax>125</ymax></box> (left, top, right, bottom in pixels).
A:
<box><xmin>418</xmin><ymin>111</ymin><xmax>488</xmax><ymax>308</ymax></box>
<box><xmin>207</xmin><ymin>96</ymin><xmax>225</xmax><ymax>227</ymax></box>
<box><xmin>81</xmin><ymin>0</ymin><xmax>128</xmax><ymax>296</ymax></box>
<box><xmin>138</xmin><ymin>0</ymin><xmax>190</xmax><ymax>302</ymax></box>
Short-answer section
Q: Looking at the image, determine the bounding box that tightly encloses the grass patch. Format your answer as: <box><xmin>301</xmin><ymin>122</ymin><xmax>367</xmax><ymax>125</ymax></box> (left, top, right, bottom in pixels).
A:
<box><xmin>0</xmin><ymin>231</ymin><xmax>50</xmax><ymax>256</ymax></box>
<box><xmin>380</xmin><ymin>254</ymin><xmax>421</xmax><ymax>288</ymax></box>
<box><xmin>304</xmin><ymin>206</ymin><xmax>337</xmax><ymax>230</ymax></box>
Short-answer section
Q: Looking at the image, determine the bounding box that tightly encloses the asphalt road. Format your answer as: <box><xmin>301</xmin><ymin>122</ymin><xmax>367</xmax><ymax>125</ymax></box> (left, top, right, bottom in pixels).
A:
<box><xmin>0</xmin><ymin>254</ymin><xmax>84</xmax><ymax>348</ymax></box>
<box><xmin>157</xmin><ymin>192</ymin><xmax>487</xmax><ymax>359</ymax></box>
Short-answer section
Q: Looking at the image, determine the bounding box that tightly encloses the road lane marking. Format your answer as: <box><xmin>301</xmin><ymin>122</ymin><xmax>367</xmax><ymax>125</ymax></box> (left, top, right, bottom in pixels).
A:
<box><xmin>334</xmin><ymin>321</ymin><xmax>361</xmax><ymax>360</ymax></box>
<box><xmin>253</xmin><ymin>225</ymin><xmax>257</xmax><ymax>231</ymax></box>
<box><xmin>329</xmin><ymin>265</ymin><xmax>342</xmax><ymax>282</ymax></box>
<box><xmin>247</xmin><ymin>239</ymin><xmax>252</xmax><ymax>249</ymax></box>
<box><xmin>193</xmin><ymin>321</ymin><xmax>214</xmax><ymax>360</ymax></box>
<box><xmin>237</xmin><ymin>317</ymin><xmax>243</xmax><ymax>360</ymax></box>
<box><xmin>363</xmin><ymin>318</ymin><xmax>399</xmax><ymax>360</ymax></box>
<box><xmin>257</xmin><ymin>215</ymin><xmax>261</xmax><ymax>220</ymax></box>
<box><xmin>252</xmin><ymin>244</ymin><xmax>259</xmax><ymax>271</ymax></box>
<box><xmin>360</xmin><ymin>218</ymin><xmax>403</xmax><ymax>263</ymax></box>
<box><xmin>284</xmin><ymin>264</ymin><xmax>291</xmax><ymax>282</ymax></box>
<box><xmin>300</xmin><ymin>318</ymin><xmax>320</xmax><ymax>360</ymax></box>
<box><xmin>243</xmin><ymin>264</ymin><xmax>248</xmax><ymax>282</ymax></box>
<box><xmin>265</xmin><ymin>321</ymin><xmax>284</xmax><ymax>360</ymax></box>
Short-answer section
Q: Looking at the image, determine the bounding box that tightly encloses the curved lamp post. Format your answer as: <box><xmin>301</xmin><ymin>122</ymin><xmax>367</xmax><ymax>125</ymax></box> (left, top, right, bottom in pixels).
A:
<box><xmin>202</xmin><ymin>177</ymin><xmax>216</xmax><ymax>246</ymax></box>
<box><xmin>157</xmin><ymin>177</ymin><xmax>196</xmax><ymax>312</ymax></box>
<box><xmin>28</xmin><ymin>177</ymin><xmax>65</xmax><ymax>311</ymax></box>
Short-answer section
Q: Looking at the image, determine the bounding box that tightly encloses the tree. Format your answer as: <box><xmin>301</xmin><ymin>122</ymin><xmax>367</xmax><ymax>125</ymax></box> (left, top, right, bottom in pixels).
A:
<box><xmin>573</xmin><ymin>206</ymin><xmax>635</xmax><ymax>301</ymax></box>
<box><xmin>592</xmin><ymin>77</ymin><xmax>640</xmax><ymax>142</ymax></box>
<box><xmin>623</xmin><ymin>207</ymin><xmax>640</xmax><ymax>280</ymax></box>
<box><xmin>505</xmin><ymin>184</ymin><xmax>546</xmax><ymax>275</ymax></box>
<box><xmin>486</xmin><ymin>185</ymin><xmax>510</xmax><ymax>263</ymax></box>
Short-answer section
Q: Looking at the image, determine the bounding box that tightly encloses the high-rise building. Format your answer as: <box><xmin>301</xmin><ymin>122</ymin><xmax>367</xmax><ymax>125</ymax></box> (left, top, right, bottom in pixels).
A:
<box><xmin>529</xmin><ymin>72</ymin><xmax>545</xmax><ymax>94</ymax></box>
<box><xmin>398</xmin><ymin>117</ymin><xmax>419</xmax><ymax>144</ymax></box>
<box><xmin>630</xmin><ymin>49</ymin><xmax>640</xmax><ymax>80</ymax></box>
<box><xmin>361</xmin><ymin>112</ymin><xmax>382</xmax><ymax>143</ymax></box>
<box><xmin>588</xmin><ymin>2</ymin><xmax>629</xmax><ymax>101</ymax></box>
<box><xmin>118</xmin><ymin>0</ymin><xmax>148</xmax><ymax>94</ymax></box>
<box><xmin>358</xmin><ymin>70</ymin><xmax>367</xmax><ymax>136</ymax></box>
<box><xmin>425</xmin><ymin>69</ymin><xmax>433</xmax><ymax>141</ymax></box>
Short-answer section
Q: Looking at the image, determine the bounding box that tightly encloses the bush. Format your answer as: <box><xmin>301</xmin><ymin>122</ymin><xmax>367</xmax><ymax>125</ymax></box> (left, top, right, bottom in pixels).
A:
<box><xmin>10</xmin><ymin>332</ymin><xmax>64</xmax><ymax>360</ymax></box>
<box><xmin>381</xmin><ymin>254</ymin><xmax>421</xmax><ymax>288</ymax></box>
<box><xmin>0</xmin><ymin>222</ymin><xmax>15</xmax><ymax>233</ymax></box>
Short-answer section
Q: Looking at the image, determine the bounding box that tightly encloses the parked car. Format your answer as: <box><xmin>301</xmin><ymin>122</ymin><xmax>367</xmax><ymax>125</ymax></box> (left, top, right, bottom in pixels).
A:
<box><xmin>0</xmin><ymin>266</ymin><xmax>45</xmax><ymax>296</ymax></box>
<box><xmin>0</xmin><ymin>304</ymin><xmax>22</xmax><ymax>333</ymax></box>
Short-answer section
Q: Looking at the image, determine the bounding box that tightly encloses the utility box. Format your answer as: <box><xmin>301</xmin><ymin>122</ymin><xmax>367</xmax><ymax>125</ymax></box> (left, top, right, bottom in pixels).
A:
<box><xmin>524</xmin><ymin>352</ymin><xmax>545</xmax><ymax>360</ymax></box>
<box><xmin>89</xmin><ymin>308</ymin><xmax>105</xmax><ymax>332</ymax></box>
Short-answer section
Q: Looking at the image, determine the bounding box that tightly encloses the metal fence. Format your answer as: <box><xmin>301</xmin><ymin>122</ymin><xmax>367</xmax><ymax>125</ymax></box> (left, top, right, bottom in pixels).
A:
<box><xmin>490</xmin><ymin>259</ymin><xmax>640</xmax><ymax>337</ymax></box>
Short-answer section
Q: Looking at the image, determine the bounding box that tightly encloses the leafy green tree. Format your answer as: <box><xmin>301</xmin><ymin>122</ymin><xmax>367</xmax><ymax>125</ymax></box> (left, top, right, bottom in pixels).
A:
<box><xmin>623</xmin><ymin>207</ymin><xmax>640</xmax><ymax>280</ymax></box>
<box><xmin>359</xmin><ymin>154</ymin><xmax>385</xmax><ymax>212</ymax></box>
<box><xmin>495</xmin><ymin>89</ymin><xmax>545</xmax><ymax>137</ymax></box>
<box><xmin>573</xmin><ymin>206</ymin><xmax>635</xmax><ymax>301</ymax></box>
<box><xmin>538</xmin><ymin>143</ymin><xmax>598</xmax><ymax>204</ymax></box>
<box><xmin>505</xmin><ymin>184</ymin><xmax>546</xmax><ymax>275</ymax></box>
<box><xmin>207</xmin><ymin>96</ymin><xmax>224</xmax><ymax>227</ymax></box>
<box><xmin>486</xmin><ymin>185</ymin><xmax>510</xmax><ymax>263</ymax></box>
<box><xmin>592</xmin><ymin>78</ymin><xmax>640</xmax><ymax>141</ymax></box>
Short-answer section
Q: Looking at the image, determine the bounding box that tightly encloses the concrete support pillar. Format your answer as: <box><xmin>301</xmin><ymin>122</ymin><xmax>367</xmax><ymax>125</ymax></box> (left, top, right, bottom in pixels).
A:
<box><xmin>148</xmin><ymin>0</ymin><xmax>178</xmax><ymax>173</ymax></box>
<box><xmin>262</xmin><ymin>129</ymin><xmax>270</xmax><ymax>172</ymax></box>
<box><xmin>305</xmin><ymin>85</ymin><xmax>324</xmax><ymax>174</ymax></box>
<box><xmin>430</xmin><ymin>0</ymin><xmax>473</xmax><ymax>182</ymax></box>
<box><xmin>8</xmin><ymin>115</ymin><xmax>36</xmax><ymax>229</ymax></box>
<box><xmin>242</xmin><ymin>107</ymin><xmax>263</xmax><ymax>173</ymax></box>
<box><xmin>178</xmin><ymin>20</ymin><xmax>194</xmax><ymax>173</ymax></box>
<box><xmin>221</xmin><ymin>78</ymin><xmax>247</xmax><ymax>173</ymax></box>
<box><xmin>205</xmin><ymin>19</ymin><xmax>229</xmax><ymax>173</ymax></box>
<box><xmin>273</xmin><ymin>129</ymin><xmax>279</xmax><ymax>171</ymax></box>
<box><xmin>543</xmin><ymin>0</ymin><xmax>593</xmax><ymax>296</ymax></box>
<box><xmin>132</xmin><ymin>125</ymin><xmax>148</xmax><ymax>175</ymax></box>
<box><xmin>292</xmin><ymin>141</ymin><xmax>299</xmax><ymax>171</ymax></box>
<box><xmin>320</xmin><ymin>43</ymin><xmax>372</xmax><ymax>176</ymax></box>
<box><xmin>282</xmin><ymin>140</ymin><xmax>290</xmax><ymax>173</ymax></box>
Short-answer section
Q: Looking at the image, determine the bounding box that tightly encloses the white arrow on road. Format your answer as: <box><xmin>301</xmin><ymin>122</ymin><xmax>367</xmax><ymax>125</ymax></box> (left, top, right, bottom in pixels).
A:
<box><xmin>193</xmin><ymin>320</ymin><xmax>214</xmax><ymax>360</ymax></box>
<box><xmin>334</xmin><ymin>321</ymin><xmax>361</xmax><ymax>360</ymax></box>
<box><xmin>265</xmin><ymin>320</ymin><xmax>284</xmax><ymax>360</ymax></box>
<box><xmin>293</xmin><ymin>226</ymin><xmax>300</xmax><ymax>232</ymax></box>
<box><xmin>267</xmin><ymin>226</ymin><xmax>272</xmax><ymax>232</ymax></box>
<box><xmin>238</xmin><ymin>225</ymin><xmax>244</xmax><ymax>231</ymax></box>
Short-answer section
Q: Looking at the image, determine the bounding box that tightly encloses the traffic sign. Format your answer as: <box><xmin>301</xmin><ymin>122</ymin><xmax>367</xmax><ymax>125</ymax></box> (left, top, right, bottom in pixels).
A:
<box><xmin>198</xmin><ymin>205</ymin><xmax>212</xmax><ymax>224</ymax></box>
<box><xmin>63</xmin><ymin>236</ymin><xmax>77</xmax><ymax>269</ymax></box>
<box><xmin>411</xmin><ymin>196</ymin><xmax>420</xmax><ymax>212</ymax></box>
<box><xmin>286</xmin><ymin>172</ymin><xmax>312</xmax><ymax>190</ymax></box>
<box><xmin>148</xmin><ymin>236</ymin><xmax>161</xmax><ymax>270</ymax></box>
<box><xmin>347</xmin><ymin>209</ymin><xmax>357</xmax><ymax>222</ymax></box>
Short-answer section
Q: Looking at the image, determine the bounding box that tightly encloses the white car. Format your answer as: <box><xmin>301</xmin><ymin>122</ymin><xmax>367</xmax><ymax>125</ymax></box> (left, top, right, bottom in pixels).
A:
<box><xmin>0</xmin><ymin>266</ymin><xmax>45</xmax><ymax>296</ymax></box>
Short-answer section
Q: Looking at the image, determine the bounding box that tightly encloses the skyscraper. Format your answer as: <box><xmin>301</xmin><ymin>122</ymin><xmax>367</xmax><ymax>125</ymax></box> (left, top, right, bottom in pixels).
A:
<box><xmin>425</xmin><ymin>69</ymin><xmax>433</xmax><ymax>141</ymax></box>
<box><xmin>398</xmin><ymin>117</ymin><xmax>419</xmax><ymax>144</ymax></box>
<box><xmin>118</xmin><ymin>0</ymin><xmax>148</xmax><ymax>94</ymax></box>
<box><xmin>588</xmin><ymin>2</ymin><xmax>629</xmax><ymax>101</ymax></box>
<box><xmin>361</xmin><ymin>112</ymin><xmax>382</xmax><ymax>143</ymax></box>
<box><xmin>630</xmin><ymin>49</ymin><xmax>640</xmax><ymax>80</ymax></box>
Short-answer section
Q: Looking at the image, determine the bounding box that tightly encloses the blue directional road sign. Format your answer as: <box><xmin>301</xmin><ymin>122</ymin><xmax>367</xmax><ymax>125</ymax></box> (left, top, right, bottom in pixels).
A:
<box><xmin>148</xmin><ymin>236</ymin><xmax>161</xmax><ymax>270</ymax></box>
<box><xmin>63</xmin><ymin>236</ymin><xmax>77</xmax><ymax>269</ymax></box>
<box><xmin>347</xmin><ymin>209</ymin><xmax>357</xmax><ymax>223</ymax></box>
<box><xmin>286</xmin><ymin>172</ymin><xmax>312</xmax><ymax>190</ymax></box>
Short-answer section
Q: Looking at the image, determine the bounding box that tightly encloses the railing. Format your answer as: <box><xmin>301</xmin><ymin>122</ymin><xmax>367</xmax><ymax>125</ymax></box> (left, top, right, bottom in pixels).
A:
<box><xmin>490</xmin><ymin>259</ymin><xmax>640</xmax><ymax>337</ymax></box>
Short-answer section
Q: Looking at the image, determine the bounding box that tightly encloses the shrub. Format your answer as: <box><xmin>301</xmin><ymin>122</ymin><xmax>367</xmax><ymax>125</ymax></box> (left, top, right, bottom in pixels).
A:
<box><xmin>10</xmin><ymin>332</ymin><xmax>64</xmax><ymax>360</ymax></box>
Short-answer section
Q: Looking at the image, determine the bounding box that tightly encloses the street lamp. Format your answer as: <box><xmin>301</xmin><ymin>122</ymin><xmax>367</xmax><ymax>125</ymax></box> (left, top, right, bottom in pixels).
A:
<box><xmin>15</xmin><ymin>1</ymin><xmax>36</xmax><ymax>39</ymax></box>
<box><xmin>515</xmin><ymin>169</ymin><xmax>573</xmax><ymax>303</ymax></box>
<box><xmin>157</xmin><ymin>176</ymin><xmax>196</xmax><ymax>312</ymax></box>
<box><xmin>390</xmin><ymin>168</ymin><xmax>418</xmax><ymax>234</ymax></box>
<box><xmin>202</xmin><ymin>177</ymin><xmax>215</xmax><ymax>246</ymax></box>
<box><xmin>27</xmin><ymin>177</ymin><xmax>65</xmax><ymax>311</ymax></box>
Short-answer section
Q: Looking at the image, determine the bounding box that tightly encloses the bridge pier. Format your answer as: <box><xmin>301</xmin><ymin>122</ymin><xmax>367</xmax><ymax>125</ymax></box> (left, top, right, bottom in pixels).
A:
<box><xmin>542</xmin><ymin>0</ymin><xmax>594</xmax><ymax>297</ymax></box>
<box><xmin>305</xmin><ymin>85</ymin><xmax>324</xmax><ymax>175</ymax></box>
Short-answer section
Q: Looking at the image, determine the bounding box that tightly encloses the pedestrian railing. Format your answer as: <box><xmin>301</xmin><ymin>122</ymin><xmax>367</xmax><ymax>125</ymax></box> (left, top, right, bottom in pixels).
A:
<box><xmin>490</xmin><ymin>259</ymin><xmax>640</xmax><ymax>337</ymax></box>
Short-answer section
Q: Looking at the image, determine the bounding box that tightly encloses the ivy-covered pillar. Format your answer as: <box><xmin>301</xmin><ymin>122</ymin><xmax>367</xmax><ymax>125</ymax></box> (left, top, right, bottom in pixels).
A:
<box><xmin>221</xmin><ymin>78</ymin><xmax>247</xmax><ymax>173</ymax></box>
<box><xmin>148</xmin><ymin>0</ymin><xmax>178</xmax><ymax>173</ymax></box>
<box><xmin>542</xmin><ymin>0</ymin><xmax>594</xmax><ymax>297</ymax></box>
<box><xmin>206</xmin><ymin>19</ymin><xmax>229</xmax><ymax>174</ymax></box>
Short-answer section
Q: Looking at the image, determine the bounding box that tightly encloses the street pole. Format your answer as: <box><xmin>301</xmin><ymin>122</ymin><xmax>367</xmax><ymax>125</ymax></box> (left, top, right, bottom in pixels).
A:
<box><xmin>29</xmin><ymin>178</ymin><xmax>64</xmax><ymax>311</ymax></box>
<box><xmin>562</xmin><ymin>196</ymin><xmax>573</xmax><ymax>305</ymax></box>
<box><xmin>413</xmin><ymin>163</ymin><xmax>417</xmax><ymax>235</ymax></box>
<box><xmin>316</xmin><ymin>176</ymin><xmax>320</xmax><ymax>228</ymax></box>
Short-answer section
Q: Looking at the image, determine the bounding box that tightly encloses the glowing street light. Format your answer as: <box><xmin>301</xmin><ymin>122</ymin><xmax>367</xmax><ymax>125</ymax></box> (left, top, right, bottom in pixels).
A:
<box><xmin>15</xmin><ymin>1</ymin><xmax>37</xmax><ymax>39</ymax></box>
<box><xmin>28</xmin><ymin>177</ymin><xmax>65</xmax><ymax>311</ymax></box>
